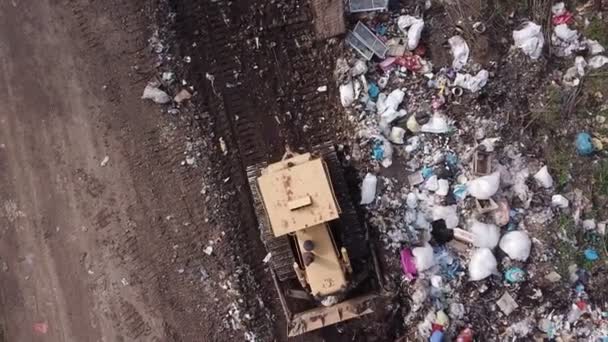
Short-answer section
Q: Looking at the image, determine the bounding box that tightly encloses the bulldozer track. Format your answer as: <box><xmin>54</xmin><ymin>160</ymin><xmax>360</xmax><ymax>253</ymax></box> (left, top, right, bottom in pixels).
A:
<box><xmin>246</xmin><ymin>163</ymin><xmax>297</xmax><ymax>282</ymax></box>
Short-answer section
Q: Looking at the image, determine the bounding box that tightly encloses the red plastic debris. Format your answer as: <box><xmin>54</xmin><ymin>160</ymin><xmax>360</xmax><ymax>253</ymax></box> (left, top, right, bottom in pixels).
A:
<box><xmin>456</xmin><ymin>328</ymin><xmax>474</xmax><ymax>342</ymax></box>
<box><xmin>395</xmin><ymin>55</ymin><xmax>422</xmax><ymax>72</ymax></box>
<box><xmin>33</xmin><ymin>322</ymin><xmax>48</xmax><ymax>335</ymax></box>
<box><xmin>431</xmin><ymin>323</ymin><xmax>444</xmax><ymax>332</ymax></box>
<box><xmin>576</xmin><ymin>300</ymin><xmax>587</xmax><ymax>311</ymax></box>
<box><xmin>413</xmin><ymin>45</ymin><xmax>427</xmax><ymax>57</ymax></box>
<box><xmin>552</xmin><ymin>12</ymin><xmax>574</xmax><ymax>25</ymax></box>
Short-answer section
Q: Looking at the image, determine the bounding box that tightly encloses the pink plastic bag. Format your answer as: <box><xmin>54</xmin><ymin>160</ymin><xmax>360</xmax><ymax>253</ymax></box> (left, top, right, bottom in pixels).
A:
<box><xmin>400</xmin><ymin>248</ymin><xmax>417</xmax><ymax>279</ymax></box>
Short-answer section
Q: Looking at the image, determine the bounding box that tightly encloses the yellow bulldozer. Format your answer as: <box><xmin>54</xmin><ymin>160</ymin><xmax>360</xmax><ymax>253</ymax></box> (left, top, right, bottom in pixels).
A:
<box><xmin>247</xmin><ymin>146</ymin><xmax>382</xmax><ymax>337</ymax></box>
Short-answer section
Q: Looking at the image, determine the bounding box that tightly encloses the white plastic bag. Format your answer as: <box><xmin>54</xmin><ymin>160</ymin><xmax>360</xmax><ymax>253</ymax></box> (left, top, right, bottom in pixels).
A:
<box><xmin>552</xmin><ymin>24</ymin><xmax>580</xmax><ymax>57</ymax></box>
<box><xmin>513</xmin><ymin>22</ymin><xmax>544</xmax><ymax>59</ymax></box>
<box><xmin>142</xmin><ymin>84</ymin><xmax>171</xmax><ymax>104</ymax></box>
<box><xmin>350</xmin><ymin>59</ymin><xmax>368</xmax><ymax>76</ymax></box>
<box><xmin>453</xmin><ymin>70</ymin><xmax>489</xmax><ymax>92</ymax></box>
<box><xmin>420</xmin><ymin>114</ymin><xmax>449</xmax><ymax>133</ymax></box>
<box><xmin>470</xmin><ymin>221</ymin><xmax>500</xmax><ymax>248</ymax></box>
<box><xmin>412</xmin><ymin>243</ymin><xmax>435</xmax><ymax>272</ymax></box>
<box><xmin>467</xmin><ymin>171</ymin><xmax>500</xmax><ymax>200</ymax></box>
<box><xmin>389</xmin><ymin>126</ymin><xmax>407</xmax><ymax>144</ymax></box>
<box><xmin>360</xmin><ymin>173</ymin><xmax>378</xmax><ymax>204</ymax></box>
<box><xmin>584</xmin><ymin>39</ymin><xmax>605</xmax><ymax>55</ymax></box>
<box><xmin>469</xmin><ymin>248</ymin><xmax>497</xmax><ymax>281</ymax></box>
<box><xmin>551</xmin><ymin>194</ymin><xmax>569</xmax><ymax>208</ymax></box>
<box><xmin>382</xmin><ymin>89</ymin><xmax>405</xmax><ymax>114</ymax></box>
<box><xmin>499</xmin><ymin>231</ymin><xmax>531</xmax><ymax>261</ymax></box>
<box><xmin>339</xmin><ymin>81</ymin><xmax>355</xmax><ymax>107</ymax></box>
<box><xmin>432</xmin><ymin>205</ymin><xmax>459</xmax><ymax>229</ymax></box>
<box><xmin>533</xmin><ymin>166</ymin><xmax>554</xmax><ymax>188</ymax></box>
<box><xmin>449</xmin><ymin>35</ymin><xmax>469</xmax><ymax>71</ymax></box>
<box><xmin>398</xmin><ymin>15</ymin><xmax>424</xmax><ymax>50</ymax></box>
<box><xmin>588</xmin><ymin>55</ymin><xmax>608</xmax><ymax>69</ymax></box>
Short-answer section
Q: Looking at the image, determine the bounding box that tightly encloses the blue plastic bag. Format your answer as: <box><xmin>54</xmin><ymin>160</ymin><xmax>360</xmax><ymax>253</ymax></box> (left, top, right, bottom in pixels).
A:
<box><xmin>576</xmin><ymin>132</ymin><xmax>594</xmax><ymax>156</ymax></box>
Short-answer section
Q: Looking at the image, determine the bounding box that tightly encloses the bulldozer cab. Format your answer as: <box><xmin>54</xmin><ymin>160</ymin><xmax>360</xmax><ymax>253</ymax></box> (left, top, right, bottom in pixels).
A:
<box><xmin>257</xmin><ymin>153</ymin><xmax>348</xmax><ymax>296</ymax></box>
<box><xmin>257</xmin><ymin>153</ymin><xmax>341</xmax><ymax>235</ymax></box>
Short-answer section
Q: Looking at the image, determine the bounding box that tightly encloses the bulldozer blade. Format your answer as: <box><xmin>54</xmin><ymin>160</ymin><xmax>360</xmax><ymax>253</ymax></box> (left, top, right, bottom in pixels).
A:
<box><xmin>287</xmin><ymin>294</ymin><xmax>376</xmax><ymax>337</ymax></box>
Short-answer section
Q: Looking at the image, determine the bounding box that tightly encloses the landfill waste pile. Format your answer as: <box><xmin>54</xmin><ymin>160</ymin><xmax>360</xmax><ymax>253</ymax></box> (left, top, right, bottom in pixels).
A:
<box><xmin>336</xmin><ymin>1</ymin><xmax>608</xmax><ymax>340</ymax></box>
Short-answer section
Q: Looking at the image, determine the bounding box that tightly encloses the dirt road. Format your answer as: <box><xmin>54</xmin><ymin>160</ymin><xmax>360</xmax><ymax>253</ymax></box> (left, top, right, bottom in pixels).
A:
<box><xmin>0</xmin><ymin>1</ymin><xmax>262</xmax><ymax>341</ymax></box>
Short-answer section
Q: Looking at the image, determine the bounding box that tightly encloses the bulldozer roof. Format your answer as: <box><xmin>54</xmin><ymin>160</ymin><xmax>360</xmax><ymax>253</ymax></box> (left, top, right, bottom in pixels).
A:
<box><xmin>257</xmin><ymin>153</ymin><xmax>340</xmax><ymax>237</ymax></box>
<box><xmin>295</xmin><ymin>224</ymin><xmax>346</xmax><ymax>296</ymax></box>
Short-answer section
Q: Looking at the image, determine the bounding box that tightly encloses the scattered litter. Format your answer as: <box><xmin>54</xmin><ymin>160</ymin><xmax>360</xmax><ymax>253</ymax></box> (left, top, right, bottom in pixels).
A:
<box><xmin>262</xmin><ymin>252</ymin><xmax>272</xmax><ymax>264</ymax></box>
<box><xmin>582</xmin><ymin>219</ymin><xmax>596</xmax><ymax>231</ymax></box>
<box><xmin>448</xmin><ymin>36</ymin><xmax>469</xmax><ymax>71</ymax></box>
<box><xmin>499</xmin><ymin>231</ymin><xmax>531</xmax><ymax>261</ymax></box>
<box><xmin>420</xmin><ymin>114</ymin><xmax>449</xmax><ymax>133</ymax></box>
<box><xmin>174</xmin><ymin>89</ymin><xmax>192</xmax><ymax>103</ymax></box>
<box><xmin>470</xmin><ymin>221</ymin><xmax>500</xmax><ymax>248</ymax></box>
<box><xmin>33</xmin><ymin>322</ymin><xmax>48</xmax><ymax>335</ymax></box>
<box><xmin>142</xmin><ymin>82</ymin><xmax>171</xmax><ymax>104</ymax></box>
<box><xmin>397</xmin><ymin>15</ymin><xmax>424</xmax><ymax>50</ymax></box>
<box><xmin>533</xmin><ymin>166</ymin><xmax>554</xmax><ymax>188</ymax></box>
<box><xmin>496</xmin><ymin>292</ymin><xmax>518</xmax><ymax>316</ymax></box>
<box><xmin>469</xmin><ymin>248</ymin><xmax>497</xmax><ymax>281</ymax></box>
<box><xmin>575</xmin><ymin>132</ymin><xmax>595</xmax><ymax>156</ymax></box>
<box><xmin>585</xmin><ymin>39</ymin><xmax>605</xmax><ymax>55</ymax></box>
<box><xmin>412</xmin><ymin>243</ymin><xmax>435</xmax><ymax>272</ymax></box>
<box><xmin>430</xmin><ymin>330</ymin><xmax>444</xmax><ymax>342</ymax></box>
<box><xmin>453</xmin><ymin>70</ymin><xmax>489</xmax><ymax>92</ymax></box>
<box><xmin>400</xmin><ymin>248</ymin><xmax>417</xmax><ymax>278</ymax></box>
<box><xmin>552</xmin><ymin>24</ymin><xmax>580</xmax><ymax>57</ymax></box>
<box><xmin>433</xmin><ymin>205</ymin><xmax>459</xmax><ymax>229</ymax></box>
<box><xmin>467</xmin><ymin>171</ymin><xmax>500</xmax><ymax>200</ymax></box>
<box><xmin>512</xmin><ymin>22</ymin><xmax>544</xmax><ymax>59</ymax></box>
<box><xmin>551</xmin><ymin>195</ymin><xmax>569</xmax><ymax>208</ymax></box>
<box><xmin>161</xmin><ymin>71</ymin><xmax>175</xmax><ymax>84</ymax></box>
<box><xmin>388</xmin><ymin>126</ymin><xmax>406</xmax><ymax>144</ymax></box>
<box><xmin>588</xmin><ymin>55</ymin><xmax>608</xmax><ymax>69</ymax></box>
<box><xmin>493</xmin><ymin>199</ymin><xmax>510</xmax><ymax>226</ymax></box>
<box><xmin>456</xmin><ymin>328</ymin><xmax>474</xmax><ymax>342</ymax></box>
<box><xmin>584</xmin><ymin>248</ymin><xmax>599</xmax><ymax>261</ymax></box>
<box><xmin>203</xmin><ymin>245</ymin><xmax>213</xmax><ymax>255</ymax></box>
<box><xmin>551</xmin><ymin>2</ymin><xmax>573</xmax><ymax>25</ymax></box>
<box><xmin>360</xmin><ymin>173</ymin><xmax>378</xmax><ymax>205</ymax></box>
<box><xmin>545</xmin><ymin>271</ymin><xmax>562</xmax><ymax>283</ymax></box>
<box><xmin>100</xmin><ymin>155</ymin><xmax>109</xmax><ymax>167</ymax></box>
<box><xmin>340</xmin><ymin>81</ymin><xmax>356</xmax><ymax>107</ymax></box>
<box><xmin>350</xmin><ymin>59</ymin><xmax>368</xmax><ymax>76</ymax></box>
<box><xmin>505</xmin><ymin>267</ymin><xmax>526</xmax><ymax>283</ymax></box>
<box><xmin>436</xmin><ymin>179</ymin><xmax>449</xmax><ymax>196</ymax></box>
<box><xmin>316</xmin><ymin>85</ymin><xmax>328</xmax><ymax>92</ymax></box>
<box><xmin>312</xmin><ymin>5</ymin><xmax>608</xmax><ymax>339</ymax></box>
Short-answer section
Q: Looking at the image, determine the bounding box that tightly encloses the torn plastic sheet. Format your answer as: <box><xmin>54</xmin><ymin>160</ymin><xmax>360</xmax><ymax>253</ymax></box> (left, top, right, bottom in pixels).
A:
<box><xmin>448</xmin><ymin>35</ymin><xmax>469</xmax><ymax>71</ymax></box>
<box><xmin>453</xmin><ymin>70</ymin><xmax>489</xmax><ymax>92</ymax></box>
<box><xmin>512</xmin><ymin>22</ymin><xmax>544</xmax><ymax>59</ymax></box>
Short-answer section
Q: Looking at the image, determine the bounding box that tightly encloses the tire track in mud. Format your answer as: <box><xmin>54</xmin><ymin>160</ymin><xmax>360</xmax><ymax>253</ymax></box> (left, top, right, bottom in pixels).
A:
<box><xmin>172</xmin><ymin>0</ymin><xmax>357</xmax><ymax>340</ymax></box>
<box><xmin>63</xmin><ymin>0</ymin><xmax>248</xmax><ymax>340</ymax></box>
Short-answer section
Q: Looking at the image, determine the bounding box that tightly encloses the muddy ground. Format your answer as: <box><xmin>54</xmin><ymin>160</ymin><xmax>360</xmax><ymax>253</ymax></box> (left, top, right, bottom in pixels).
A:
<box><xmin>0</xmin><ymin>0</ymin><xmax>278</xmax><ymax>341</ymax></box>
